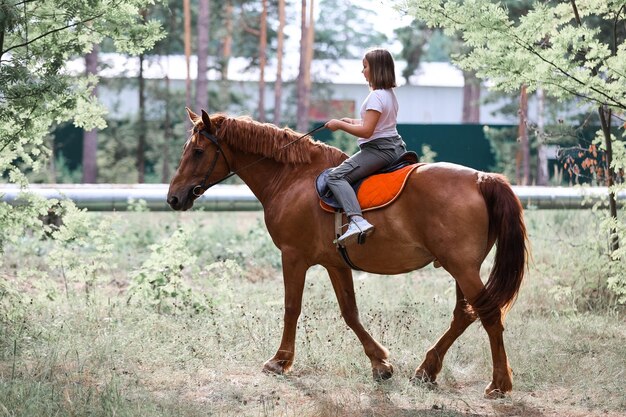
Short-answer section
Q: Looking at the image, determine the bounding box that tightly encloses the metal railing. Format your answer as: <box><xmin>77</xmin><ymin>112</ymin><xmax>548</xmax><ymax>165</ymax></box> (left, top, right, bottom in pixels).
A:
<box><xmin>0</xmin><ymin>184</ymin><xmax>261</xmax><ymax>211</ymax></box>
<box><xmin>1</xmin><ymin>183</ymin><xmax>623</xmax><ymax>211</ymax></box>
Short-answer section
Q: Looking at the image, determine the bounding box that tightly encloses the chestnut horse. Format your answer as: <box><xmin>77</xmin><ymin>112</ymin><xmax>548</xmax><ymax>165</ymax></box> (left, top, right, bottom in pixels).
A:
<box><xmin>167</xmin><ymin>109</ymin><xmax>528</xmax><ymax>398</ymax></box>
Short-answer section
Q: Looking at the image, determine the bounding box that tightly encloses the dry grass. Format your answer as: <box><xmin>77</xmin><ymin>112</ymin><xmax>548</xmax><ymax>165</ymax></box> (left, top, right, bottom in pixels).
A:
<box><xmin>1</xmin><ymin>210</ymin><xmax>625</xmax><ymax>416</ymax></box>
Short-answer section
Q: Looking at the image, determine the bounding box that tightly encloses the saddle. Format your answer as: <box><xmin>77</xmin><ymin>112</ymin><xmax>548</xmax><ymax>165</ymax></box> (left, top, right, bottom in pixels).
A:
<box><xmin>316</xmin><ymin>151</ymin><xmax>420</xmax><ymax>213</ymax></box>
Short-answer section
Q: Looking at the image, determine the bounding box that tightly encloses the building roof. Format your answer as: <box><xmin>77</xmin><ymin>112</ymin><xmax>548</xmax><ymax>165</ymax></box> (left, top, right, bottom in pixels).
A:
<box><xmin>65</xmin><ymin>53</ymin><xmax>465</xmax><ymax>88</ymax></box>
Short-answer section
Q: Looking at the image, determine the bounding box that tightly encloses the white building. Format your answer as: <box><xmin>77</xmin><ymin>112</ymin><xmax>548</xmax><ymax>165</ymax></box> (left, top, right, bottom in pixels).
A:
<box><xmin>66</xmin><ymin>53</ymin><xmax>521</xmax><ymax>125</ymax></box>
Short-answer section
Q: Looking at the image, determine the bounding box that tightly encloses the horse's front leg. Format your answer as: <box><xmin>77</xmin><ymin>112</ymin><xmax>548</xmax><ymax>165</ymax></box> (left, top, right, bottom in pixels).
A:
<box><xmin>263</xmin><ymin>250</ymin><xmax>307</xmax><ymax>375</ymax></box>
<box><xmin>326</xmin><ymin>265</ymin><xmax>394</xmax><ymax>380</ymax></box>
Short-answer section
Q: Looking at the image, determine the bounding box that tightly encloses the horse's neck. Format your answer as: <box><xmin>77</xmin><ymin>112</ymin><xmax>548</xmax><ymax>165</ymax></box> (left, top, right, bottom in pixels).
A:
<box><xmin>232</xmin><ymin>155</ymin><xmax>291</xmax><ymax>202</ymax></box>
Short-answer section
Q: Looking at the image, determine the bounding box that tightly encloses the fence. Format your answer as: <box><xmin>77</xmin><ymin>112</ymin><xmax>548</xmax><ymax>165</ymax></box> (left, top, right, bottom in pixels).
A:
<box><xmin>2</xmin><ymin>184</ymin><xmax>624</xmax><ymax>211</ymax></box>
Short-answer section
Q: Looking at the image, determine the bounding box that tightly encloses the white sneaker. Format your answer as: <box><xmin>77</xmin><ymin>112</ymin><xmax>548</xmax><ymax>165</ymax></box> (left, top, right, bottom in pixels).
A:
<box><xmin>337</xmin><ymin>216</ymin><xmax>375</xmax><ymax>246</ymax></box>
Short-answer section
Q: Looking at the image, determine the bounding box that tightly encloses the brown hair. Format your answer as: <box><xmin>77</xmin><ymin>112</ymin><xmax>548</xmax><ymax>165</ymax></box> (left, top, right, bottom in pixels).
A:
<box><xmin>364</xmin><ymin>48</ymin><xmax>396</xmax><ymax>90</ymax></box>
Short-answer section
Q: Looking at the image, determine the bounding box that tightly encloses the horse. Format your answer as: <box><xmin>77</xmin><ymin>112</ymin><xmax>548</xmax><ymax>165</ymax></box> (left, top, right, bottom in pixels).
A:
<box><xmin>167</xmin><ymin>109</ymin><xmax>529</xmax><ymax>398</ymax></box>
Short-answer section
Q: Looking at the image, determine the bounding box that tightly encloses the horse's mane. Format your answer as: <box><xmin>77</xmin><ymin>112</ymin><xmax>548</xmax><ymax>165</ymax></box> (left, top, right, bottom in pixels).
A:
<box><xmin>210</xmin><ymin>114</ymin><xmax>341</xmax><ymax>164</ymax></box>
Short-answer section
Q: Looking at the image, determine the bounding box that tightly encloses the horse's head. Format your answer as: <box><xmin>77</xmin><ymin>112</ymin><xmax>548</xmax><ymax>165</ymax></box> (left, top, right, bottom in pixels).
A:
<box><xmin>167</xmin><ymin>108</ymin><xmax>232</xmax><ymax>211</ymax></box>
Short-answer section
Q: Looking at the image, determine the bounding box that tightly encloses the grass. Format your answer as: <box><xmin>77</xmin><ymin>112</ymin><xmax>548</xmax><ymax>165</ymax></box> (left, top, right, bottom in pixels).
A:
<box><xmin>0</xmin><ymin>209</ymin><xmax>625</xmax><ymax>416</ymax></box>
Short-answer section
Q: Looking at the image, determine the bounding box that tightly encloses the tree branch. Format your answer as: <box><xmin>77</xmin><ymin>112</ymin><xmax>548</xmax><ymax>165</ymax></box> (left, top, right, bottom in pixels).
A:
<box><xmin>1</xmin><ymin>13</ymin><xmax>105</xmax><ymax>56</ymax></box>
<box><xmin>570</xmin><ymin>0</ymin><xmax>582</xmax><ymax>25</ymax></box>
<box><xmin>541</xmin><ymin>80</ymin><xmax>601</xmax><ymax>104</ymax></box>
<box><xmin>14</xmin><ymin>0</ymin><xmax>38</xmax><ymax>6</ymax></box>
<box><xmin>241</xmin><ymin>22</ymin><xmax>260</xmax><ymax>37</ymax></box>
<box><xmin>514</xmin><ymin>38</ymin><xmax>626</xmax><ymax>108</ymax></box>
<box><xmin>238</xmin><ymin>9</ymin><xmax>260</xmax><ymax>37</ymax></box>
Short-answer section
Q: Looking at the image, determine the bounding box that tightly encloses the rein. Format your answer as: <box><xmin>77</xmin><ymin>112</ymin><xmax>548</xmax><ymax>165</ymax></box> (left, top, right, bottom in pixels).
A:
<box><xmin>192</xmin><ymin>123</ymin><xmax>327</xmax><ymax>197</ymax></box>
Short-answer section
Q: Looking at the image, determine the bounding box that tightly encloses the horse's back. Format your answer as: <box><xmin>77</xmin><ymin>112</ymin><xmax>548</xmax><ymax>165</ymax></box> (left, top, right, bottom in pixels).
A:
<box><xmin>402</xmin><ymin>162</ymin><xmax>487</xmax><ymax>214</ymax></box>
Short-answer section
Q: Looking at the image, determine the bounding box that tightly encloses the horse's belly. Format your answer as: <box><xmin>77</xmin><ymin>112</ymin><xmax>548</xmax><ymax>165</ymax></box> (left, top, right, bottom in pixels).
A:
<box><xmin>341</xmin><ymin>242</ymin><xmax>435</xmax><ymax>275</ymax></box>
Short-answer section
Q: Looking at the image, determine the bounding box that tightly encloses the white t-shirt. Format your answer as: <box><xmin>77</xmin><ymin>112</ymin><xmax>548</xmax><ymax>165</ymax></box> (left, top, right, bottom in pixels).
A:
<box><xmin>357</xmin><ymin>88</ymin><xmax>399</xmax><ymax>145</ymax></box>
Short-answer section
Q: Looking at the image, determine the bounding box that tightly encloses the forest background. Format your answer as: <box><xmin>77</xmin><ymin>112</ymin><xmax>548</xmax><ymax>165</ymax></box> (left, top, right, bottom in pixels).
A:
<box><xmin>2</xmin><ymin>0</ymin><xmax>576</xmax><ymax>187</ymax></box>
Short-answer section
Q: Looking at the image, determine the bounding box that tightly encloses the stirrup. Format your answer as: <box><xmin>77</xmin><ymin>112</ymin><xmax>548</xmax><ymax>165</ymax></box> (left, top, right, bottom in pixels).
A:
<box><xmin>337</xmin><ymin>217</ymin><xmax>374</xmax><ymax>247</ymax></box>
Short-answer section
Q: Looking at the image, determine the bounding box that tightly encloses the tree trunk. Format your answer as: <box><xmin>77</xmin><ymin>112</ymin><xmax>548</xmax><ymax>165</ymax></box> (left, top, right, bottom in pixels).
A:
<box><xmin>273</xmin><ymin>0</ymin><xmax>285</xmax><ymax>125</ymax></box>
<box><xmin>536</xmin><ymin>88</ymin><xmax>549</xmax><ymax>185</ymax></box>
<box><xmin>0</xmin><ymin>23</ymin><xmax>5</xmax><ymax>59</ymax></box>
<box><xmin>599</xmin><ymin>105</ymin><xmax>619</xmax><ymax>251</ymax></box>
<box><xmin>195</xmin><ymin>0</ymin><xmax>210</xmax><ymax>112</ymax></box>
<box><xmin>219</xmin><ymin>0</ymin><xmax>233</xmax><ymax>105</ymax></box>
<box><xmin>137</xmin><ymin>52</ymin><xmax>146</xmax><ymax>183</ymax></box>
<box><xmin>258</xmin><ymin>0</ymin><xmax>267</xmax><ymax>122</ymax></box>
<box><xmin>306</xmin><ymin>0</ymin><xmax>314</xmax><ymax>91</ymax></box>
<box><xmin>82</xmin><ymin>45</ymin><xmax>99</xmax><ymax>183</ymax></box>
<box><xmin>296</xmin><ymin>0</ymin><xmax>314</xmax><ymax>132</ymax></box>
<box><xmin>183</xmin><ymin>0</ymin><xmax>192</xmax><ymax>121</ymax></box>
<box><xmin>162</xmin><ymin>71</ymin><xmax>171</xmax><ymax>183</ymax></box>
<box><xmin>461</xmin><ymin>70</ymin><xmax>480</xmax><ymax>123</ymax></box>
<box><xmin>162</xmin><ymin>7</ymin><xmax>177</xmax><ymax>184</ymax></box>
<box><xmin>49</xmin><ymin>137</ymin><xmax>56</xmax><ymax>182</ymax></box>
<box><xmin>517</xmin><ymin>84</ymin><xmax>530</xmax><ymax>185</ymax></box>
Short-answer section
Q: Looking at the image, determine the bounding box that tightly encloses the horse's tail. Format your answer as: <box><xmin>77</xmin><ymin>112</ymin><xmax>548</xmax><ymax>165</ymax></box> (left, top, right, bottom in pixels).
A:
<box><xmin>473</xmin><ymin>173</ymin><xmax>528</xmax><ymax>326</ymax></box>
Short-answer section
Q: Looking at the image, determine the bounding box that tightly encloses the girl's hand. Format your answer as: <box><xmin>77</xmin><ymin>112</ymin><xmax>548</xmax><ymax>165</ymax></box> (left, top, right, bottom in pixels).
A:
<box><xmin>326</xmin><ymin>111</ymin><xmax>378</xmax><ymax>138</ymax></box>
<box><xmin>325</xmin><ymin>119</ymin><xmax>342</xmax><ymax>131</ymax></box>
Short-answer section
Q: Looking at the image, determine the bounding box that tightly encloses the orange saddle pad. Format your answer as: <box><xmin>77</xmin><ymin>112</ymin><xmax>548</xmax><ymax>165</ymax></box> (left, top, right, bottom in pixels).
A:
<box><xmin>320</xmin><ymin>164</ymin><xmax>420</xmax><ymax>213</ymax></box>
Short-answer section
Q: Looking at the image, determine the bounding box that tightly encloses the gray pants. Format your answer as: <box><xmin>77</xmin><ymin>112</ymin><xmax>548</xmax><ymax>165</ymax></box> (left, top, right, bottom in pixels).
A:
<box><xmin>327</xmin><ymin>135</ymin><xmax>407</xmax><ymax>217</ymax></box>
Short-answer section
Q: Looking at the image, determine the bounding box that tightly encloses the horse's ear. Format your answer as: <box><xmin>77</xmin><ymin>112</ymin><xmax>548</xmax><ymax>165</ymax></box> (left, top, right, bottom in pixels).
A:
<box><xmin>186</xmin><ymin>107</ymin><xmax>200</xmax><ymax>123</ymax></box>
<box><xmin>201</xmin><ymin>109</ymin><xmax>212</xmax><ymax>130</ymax></box>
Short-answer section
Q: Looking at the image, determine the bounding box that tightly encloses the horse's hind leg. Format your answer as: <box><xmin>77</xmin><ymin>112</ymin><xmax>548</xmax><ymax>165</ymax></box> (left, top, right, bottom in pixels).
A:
<box><xmin>412</xmin><ymin>283</ymin><xmax>476</xmax><ymax>385</ymax></box>
<box><xmin>326</xmin><ymin>265</ymin><xmax>394</xmax><ymax>380</ymax></box>
<box><xmin>451</xmin><ymin>269</ymin><xmax>513</xmax><ymax>397</ymax></box>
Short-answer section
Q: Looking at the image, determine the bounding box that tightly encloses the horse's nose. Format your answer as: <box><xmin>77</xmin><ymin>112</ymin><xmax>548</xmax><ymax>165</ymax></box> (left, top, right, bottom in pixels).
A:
<box><xmin>167</xmin><ymin>195</ymin><xmax>179</xmax><ymax>209</ymax></box>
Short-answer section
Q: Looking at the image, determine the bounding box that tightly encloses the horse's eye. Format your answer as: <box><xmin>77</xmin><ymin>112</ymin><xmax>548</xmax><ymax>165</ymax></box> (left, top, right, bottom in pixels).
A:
<box><xmin>193</xmin><ymin>148</ymin><xmax>204</xmax><ymax>156</ymax></box>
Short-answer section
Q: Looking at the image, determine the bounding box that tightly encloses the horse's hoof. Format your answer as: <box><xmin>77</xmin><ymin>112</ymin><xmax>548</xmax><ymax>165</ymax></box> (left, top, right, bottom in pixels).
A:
<box><xmin>410</xmin><ymin>369</ymin><xmax>438</xmax><ymax>387</ymax></box>
<box><xmin>484</xmin><ymin>382</ymin><xmax>507</xmax><ymax>399</ymax></box>
<box><xmin>372</xmin><ymin>361</ymin><xmax>394</xmax><ymax>381</ymax></box>
<box><xmin>262</xmin><ymin>358</ymin><xmax>289</xmax><ymax>375</ymax></box>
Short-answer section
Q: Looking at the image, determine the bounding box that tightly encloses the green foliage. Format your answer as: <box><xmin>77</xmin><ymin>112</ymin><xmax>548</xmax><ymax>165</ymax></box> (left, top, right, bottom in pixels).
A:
<box><xmin>0</xmin><ymin>194</ymin><xmax>58</xmax><ymax>257</ymax></box>
<box><xmin>52</xmin><ymin>154</ymin><xmax>84</xmax><ymax>184</ymax></box>
<box><xmin>600</xmin><ymin>211</ymin><xmax>626</xmax><ymax>304</ymax></box>
<box><xmin>1</xmin><ymin>0</ymin><xmax>165</xmax><ymax>184</ymax></box>
<box><xmin>127</xmin><ymin>227</ymin><xmax>209</xmax><ymax>314</ymax></box>
<box><xmin>0</xmin><ymin>0</ymin><xmax>166</xmax><ymax>300</ymax></box>
<box><xmin>127</xmin><ymin>198</ymin><xmax>150</xmax><ymax>212</ymax></box>
<box><xmin>419</xmin><ymin>143</ymin><xmax>437</xmax><ymax>163</ymax></box>
<box><xmin>47</xmin><ymin>202</ymin><xmax>117</xmax><ymax>301</ymax></box>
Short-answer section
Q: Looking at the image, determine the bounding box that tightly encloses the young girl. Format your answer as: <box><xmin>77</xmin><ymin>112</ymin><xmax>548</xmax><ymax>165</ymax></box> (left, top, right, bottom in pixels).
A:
<box><xmin>325</xmin><ymin>48</ymin><xmax>406</xmax><ymax>246</ymax></box>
